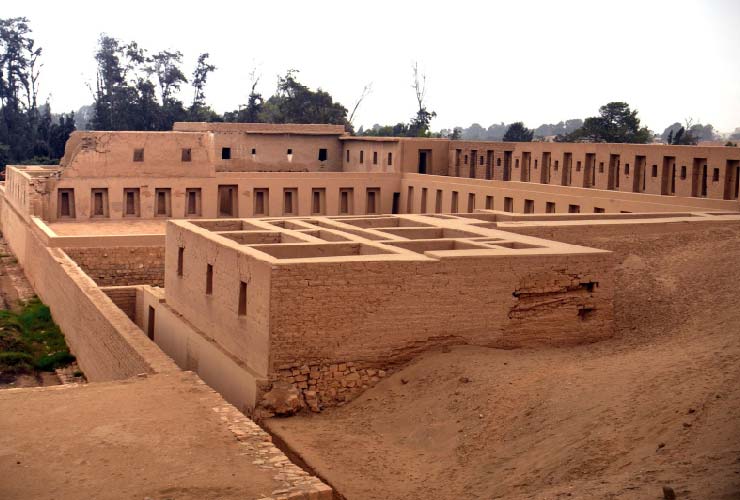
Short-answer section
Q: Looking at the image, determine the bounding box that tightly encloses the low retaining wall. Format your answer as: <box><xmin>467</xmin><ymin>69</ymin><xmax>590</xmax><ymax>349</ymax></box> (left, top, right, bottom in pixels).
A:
<box><xmin>0</xmin><ymin>197</ymin><xmax>177</xmax><ymax>381</ymax></box>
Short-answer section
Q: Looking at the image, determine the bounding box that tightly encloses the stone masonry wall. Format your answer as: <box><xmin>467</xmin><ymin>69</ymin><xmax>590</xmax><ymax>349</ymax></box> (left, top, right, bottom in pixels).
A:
<box><xmin>269</xmin><ymin>361</ymin><xmax>392</xmax><ymax>412</ymax></box>
<box><xmin>64</xmin><ymin>246</ymin><xmax>164</xmax><ymax>286</ymax></box>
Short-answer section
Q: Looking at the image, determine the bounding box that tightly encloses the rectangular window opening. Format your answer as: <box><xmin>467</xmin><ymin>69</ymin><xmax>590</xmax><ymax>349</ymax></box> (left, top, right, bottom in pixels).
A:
<box><xmin>221</xmin><ymin>147</ymin><xmax>231</xmax><ymax>160</ymax></box>
<box><xmin>206</xmin><ymin>264</ymin><xmax>213</xmax><ymax>295</ymax></box>
<box><xmin>238</xmin><ymin>281</ymin><xmax>248</xmax><ymax>316</ymax></box>
<box><xmin>318</xmin><ymin>148</ymin><xmax>328</xmax><ymax>162</ymax></box>
<box><xmin>133</xmin><ymin>148</ymin><xmax>144</xmax><ymax>162</ymax></box>
<box><xmin>177</xmin><ymin>247</ymin><xmax>184</xmax><ymax>277</ymax></box>
<box><xmin>181</xmin><ymin>148</ymin><xmax>192</xmax><ymax>162</ymax></box>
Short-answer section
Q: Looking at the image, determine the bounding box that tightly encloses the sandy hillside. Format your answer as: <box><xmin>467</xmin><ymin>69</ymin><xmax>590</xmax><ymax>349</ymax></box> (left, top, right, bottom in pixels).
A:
<box><xmin>267</xmin><ymin>222</ymin><xmax>740</xmax><ymax>500</ymax></box>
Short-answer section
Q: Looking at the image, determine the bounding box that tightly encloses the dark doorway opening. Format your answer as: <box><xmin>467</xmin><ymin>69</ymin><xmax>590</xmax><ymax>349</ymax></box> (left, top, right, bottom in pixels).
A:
<box><xmin>391</xmin><ymin>192</ymin><xmax>400</xmax><ymax>214</ymax></box>
<box><xmin>147</xmin><ymin>306</ymin><xmax>155</xmax><ymax>340</ymax></box>
<box><xmin>418</xmin><ymin>150</ymin><xmax>431</xmax><ymax>174</ymax></box>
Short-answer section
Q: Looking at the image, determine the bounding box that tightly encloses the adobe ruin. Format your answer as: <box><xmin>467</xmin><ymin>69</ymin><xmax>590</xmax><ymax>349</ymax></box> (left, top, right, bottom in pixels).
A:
<box><xmin>1</xmin><ymin>122</ymin><xmax>739</xmax><ymax>498</ymax></box>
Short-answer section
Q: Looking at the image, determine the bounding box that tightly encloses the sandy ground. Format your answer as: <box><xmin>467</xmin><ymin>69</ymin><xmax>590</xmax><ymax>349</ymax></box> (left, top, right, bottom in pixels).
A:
<box><xmin>0</xmin><ymin>372</ymin><xmax>279</xmax><ymax>500</ymax></box>
<box><xmin>267</xmin><ymin>222</ymin><xmax>740</xmax><ymax>500</ymax></box>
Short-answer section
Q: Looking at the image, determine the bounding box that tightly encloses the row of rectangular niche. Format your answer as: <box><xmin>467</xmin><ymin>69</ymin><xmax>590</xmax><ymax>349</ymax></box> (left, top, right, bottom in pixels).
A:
<box><xmin>55</xmin><ymin>185</ymin><xmax>384</xmax><ymax>219</ymax></box>
<box><xmin>407</xmin><ymin>187</ymin><xmax>598</xmax><ymax>215</ymax></box>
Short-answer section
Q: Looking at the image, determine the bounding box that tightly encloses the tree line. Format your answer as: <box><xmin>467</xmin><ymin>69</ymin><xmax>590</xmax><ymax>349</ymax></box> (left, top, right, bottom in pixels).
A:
<box><xmin>1</xmin><ymin>17</ymin><xmax>737</xmax><ymax>170</ymax></box>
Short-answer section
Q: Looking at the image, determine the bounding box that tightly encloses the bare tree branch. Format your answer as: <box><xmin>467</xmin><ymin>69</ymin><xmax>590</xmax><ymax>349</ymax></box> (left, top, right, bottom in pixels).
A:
<box><xmin>348</xmin><ymin>82</ymin><xmax>373</xmax><ymax>126</ymax></box>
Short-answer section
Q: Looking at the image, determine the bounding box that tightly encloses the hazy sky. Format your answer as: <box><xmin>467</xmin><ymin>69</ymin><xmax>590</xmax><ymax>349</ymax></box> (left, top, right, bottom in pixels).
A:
<box><xmin>5</xmin><ymin>0</ymin><xmax>740</xmax><ymax>133</ymax></box>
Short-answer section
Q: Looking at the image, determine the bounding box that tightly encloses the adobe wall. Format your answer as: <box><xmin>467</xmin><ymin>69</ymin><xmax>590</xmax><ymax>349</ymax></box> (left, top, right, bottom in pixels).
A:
<box><xmin>499</xmin><ymin>217</ymin><xmax>740</xmax><ymax>245</ymax></box>
<box><xmin>211</xmin><ymin>134</ymin><xmax>343</xmax><ymax>172</ymax></box>
<box><xmin>101</xmin><ymin>286</ymin><xmax>137</xmax><ymax>321</ymax></box>
<box><xmin>267</xmin><ymin>251</ymin><xmax>613</xmax><ymax>407</ymax></box>
<box><xmin>134</xmin><ymin>285</ymin><xmax>266</xmax><ymax>413</ymax></box>
<box><xmin>65</xmin><ymin>246</ymin><xmax>165</xmax><ymax>286</ymax></box>
<box><xmin>447</xmin><ymin>140</ymin><xmax>740</xmax><ymax>200</ymax></box>
<box><xmin>399</xmin><ymin>138</ymin><xmax>451</xmax><ymax>175</ymax></box>
<box><xmin>0</xmin><ymin>194</ymin><xmax>177</xmax><ymax>380</ymax></box>
<box><xmin>401</xmin><ymin>173</ymin><xmax>738</xmax><ymax>215</ymax></box>
<box><xmin>164</xmin><ymin>222</ymin><xmax>274</xmax><ymax>379</ymax></box>
<box><xmin>60</xmin><ymin>131</ymin><xmax>216</xmax><ymax>178</ymax></box>
<box><xmin>46</xmin><ymin>172</ymin><xmax>401</xmax><ymax>221</ymax></box>
<box><xmin>341</xmin><ymin>138</ymin><xmax>402</xmax><ymax>173</ymax></box>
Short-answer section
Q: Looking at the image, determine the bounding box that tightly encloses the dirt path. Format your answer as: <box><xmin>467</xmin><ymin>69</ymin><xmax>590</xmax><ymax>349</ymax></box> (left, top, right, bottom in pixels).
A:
<box><xmin>266</xmin><ymin>222</ymin><xmax>740</xmax><ymax>500</ymax></box>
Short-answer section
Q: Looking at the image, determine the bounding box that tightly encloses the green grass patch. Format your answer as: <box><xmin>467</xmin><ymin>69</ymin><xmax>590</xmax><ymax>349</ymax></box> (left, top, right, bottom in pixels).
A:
<box><xmin>0</xmin><ymin>298</ymin><xmax>74</xmax><ymax>373</ymax></box>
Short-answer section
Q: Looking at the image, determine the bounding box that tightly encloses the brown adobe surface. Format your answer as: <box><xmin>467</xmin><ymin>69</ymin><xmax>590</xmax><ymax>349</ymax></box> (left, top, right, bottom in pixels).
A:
<box><xmin>0</xmin><ymin>372</ymin><xmax>287</xmax><ymax>500</ymax></box>
<box><xmin>266</xmin><ymin>222</ymin><xmax>740</xmax><ymax>499</ymax></box>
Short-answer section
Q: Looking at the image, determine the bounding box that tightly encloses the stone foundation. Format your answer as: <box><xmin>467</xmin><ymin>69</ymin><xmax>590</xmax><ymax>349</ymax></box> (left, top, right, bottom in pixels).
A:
<box><xmin>267</xmin><ymin>361</ymin><xmax>392</xmax><ymax>413</ymax></box>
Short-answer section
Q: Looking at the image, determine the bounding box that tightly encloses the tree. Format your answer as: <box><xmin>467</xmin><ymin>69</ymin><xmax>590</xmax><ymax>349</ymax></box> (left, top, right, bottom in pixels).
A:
<box><xmin>408</xmin><ymin>62</ymin><xmax>436</xmax><ymax>137</ymax></box>
<box><xmin>503</xmin><ymin>122</ymin><xmax>534</xmax><ymax>142</ymax></box>
<box><xmin>564</xmin><ymin>102</ymin><xmax>652</xmax><ymax>143</ymax></box>
<box><xmin>92</xmin><ymin>36</ymin><xmax>214</xmax><ymax>131</ymax></box>
<box><xmin>189</xmin><ymin>53</ymin><xmax>216</xmax><ymax>118</ymax></box>
<box><xmin>258</xmin><ymin>70</ymin><xmax>349</xmax><ymax>127</ymax></box>
<box><xmin>224</xmin><ymin>67</ymin><xmax>263</xmax><ymax>123</ymax></box>
<box><xmin>348</xmin><ymin>83</ymin><xmax>372</xmax><ymax>130</ymax></box>
<box><xmin>0</xmin><ymin>17</ymin><xmax>74</xmax><ymax>168</ymax></box>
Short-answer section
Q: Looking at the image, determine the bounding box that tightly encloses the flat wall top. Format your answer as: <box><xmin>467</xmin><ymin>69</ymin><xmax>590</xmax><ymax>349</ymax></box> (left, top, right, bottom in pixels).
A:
<box><xmin>171</xmin><ymin>214</ymin><xmax>608</xmax><ymax>266</ymax></box>
<box><xmin>173</xmin><ymin>122</ymin><xmax>346</xmax><ymax>135</ymax></box>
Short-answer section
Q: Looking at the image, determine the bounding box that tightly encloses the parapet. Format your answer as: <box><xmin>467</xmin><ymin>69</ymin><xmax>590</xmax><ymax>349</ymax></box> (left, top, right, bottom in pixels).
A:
<box><xmin>173</xmin><ymin>122</ymin><xmax>347</xmax><ymax>135</ymax></box>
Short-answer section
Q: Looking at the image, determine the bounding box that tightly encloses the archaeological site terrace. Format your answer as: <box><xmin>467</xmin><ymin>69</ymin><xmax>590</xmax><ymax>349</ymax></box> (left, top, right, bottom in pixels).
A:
<box><xmin>1</xmin><ymin>122</ymin><xmax>739</xmax><ymax>499</ymax></box>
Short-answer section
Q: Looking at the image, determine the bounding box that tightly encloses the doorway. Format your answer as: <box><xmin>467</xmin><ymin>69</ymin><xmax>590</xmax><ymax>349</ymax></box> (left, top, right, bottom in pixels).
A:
<box><xmin>147</xmin><ymin>306</ymin><xmax>155</xmax><ymax>340</ymax></box>
<box><xmin>723</xmin><ymin>160</ymin><xmax>740</xmax><ymax>200</ymax></box>
<box><xmin>418</xmin><ymin>150</ymin><xmax>431</xmax><ymax>174</ymax></box>
<box><xmin>503</xmin><ymin>151</ymin><xmax>513</xmax><ymax>181</ymax></box>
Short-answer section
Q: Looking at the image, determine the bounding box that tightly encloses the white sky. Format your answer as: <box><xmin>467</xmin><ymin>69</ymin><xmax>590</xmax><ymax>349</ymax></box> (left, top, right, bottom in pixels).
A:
<box><xmin>5</xmin><ymin>0</ymin><xmax>740</xmax><ymax>133</ymax></box>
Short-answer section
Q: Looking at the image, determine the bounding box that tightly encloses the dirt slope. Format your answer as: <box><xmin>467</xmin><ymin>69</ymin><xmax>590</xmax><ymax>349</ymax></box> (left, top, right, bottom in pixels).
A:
<box><xmin>267</xmin><ymin>222</ymin><xmax>740</xmax><ymax>500</ymax></box>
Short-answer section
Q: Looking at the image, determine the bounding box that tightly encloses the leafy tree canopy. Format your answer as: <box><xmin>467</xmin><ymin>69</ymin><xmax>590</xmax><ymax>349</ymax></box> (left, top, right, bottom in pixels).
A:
<box><xmin>503</xmin><ymin>122</ymin><xmax>534</xmax><ymax>142</ymax></box>
<box><xmin>562</xmin><ymin>102</ymin><xmax>652</xmax><ymax>143</ymax></box>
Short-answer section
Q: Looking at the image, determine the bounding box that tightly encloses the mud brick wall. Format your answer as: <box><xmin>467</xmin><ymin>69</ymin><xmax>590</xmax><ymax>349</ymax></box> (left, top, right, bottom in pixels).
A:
<box><xmin>269</xmin><ymin>253</ymin><xmax>614</xmax><ymax>368</ymax></box>
<box><xmin>0</xmin><ymin>199</ymin><xmax>177</xmax><ymax>380</ymax></box>
<box><xmin>64</xmin><ymin>246</ymin><xmax>165</xmax><ymax>286</ymax></box>
<box><xmin>101</xmin><ymin>286</ymin><xmax>137</xmax><ymax>321</ymax></box>
<box><xmin>266</xmin><ymin>252</ymin><xmax>614</xmax><ymax>409</ymax></box>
